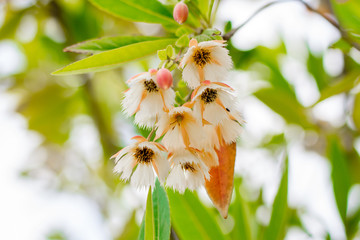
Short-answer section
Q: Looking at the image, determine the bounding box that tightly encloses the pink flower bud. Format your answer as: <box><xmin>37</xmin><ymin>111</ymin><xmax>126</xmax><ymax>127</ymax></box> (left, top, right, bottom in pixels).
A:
<box><xmin>156</xmin><ymin>68</ymin><xmax>173</xmax><ymax>90</ymax></box>
<box><xmin>149</xmin><ymin>68</ymin><xmax>158</xmax><ymax>75</ymax></box>
<box><xmin>173</xmin><ymin>2</ymin><xmax>188</xmax><ymax>24</ymax></box>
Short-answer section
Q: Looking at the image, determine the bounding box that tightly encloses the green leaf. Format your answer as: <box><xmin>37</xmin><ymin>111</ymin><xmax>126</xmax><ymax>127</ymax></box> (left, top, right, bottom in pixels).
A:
<box><xmin>53</xmin><ymin>39</ymin><xmax>176</xmax><ymax>75</ymax></box>
<box><xmin>65</xmin><ymin>36</ymin><xmax>163</xmax><ymax>54</ymax></box>
<box><xmin>176</xmin><ymin>34</ymin><xmax>190</xmax><ymax>48</ymax></box>
<box><xmin>194</xmin><ymin>29</ymin><xmax>222</xmax><ymax>42</ymax></box>
<box><xmin>307</xmin><ymin>51</ymin><xmax>330</xmax><ymax>91</ymax></box>
<box><xmin>167</xmin><ymin>190</ymin><xmax>227</xmax><ymax>240</ymax></box>
<box><xmin>157</xmin><ymin>49</ymin><xmax>168</xmax><ymax>60</ymax></box>
<box><xmin>139</xmin><ymin>181</ymin><xmax>170</xmax><ymax>240</ymax></box>
<box><xmin>330</xmin><ymin>0</ymin><xmax>360</xmax><ymax>45</ymax></box>
<box><xmin>224</xmin><ymin>21</ymin><xmax>232</xmax><ymax>33</ymax></box>
<box><xmin>192</xmin><ymin>0</ymin><xmax>210</xmax><ymax>18</ymax></box>
<box><xmin>346</xmin><ymin>207</ymin><xmax>360</xmax><ymax>238</ymax></box>
<box><xmin>263</xmin><ymin>156</ymin><xmax>288</xmax><ymax>240</ymax></box>
<box><xmin>353</xmin><ymin>93</ymin><xmax>360</xmax><ymax>131</ymax></box>
<box><xmin>254</xmin><ymin>87</ymin><xmax>315</xmax><ymax>129</ymax></box>
<box><xmin>175</xmin><ymin>27</ymin><xmax>193</xmax><ymax>37</ymax></box>
<box><xmin>89</xmin><ymin>0</ymin><xmax>177</xmax><ymax>26</ymax></box>
<box><xmin>331</xmin><ymin>39</ymin><xmax>352</xmax><ymax>53</ymax></box>
<box><xmin>138</xmin><ymin>216</ymin><xmax>145</xmax><ymax>240</ymax></box>
<box><xmin>118</xmin><ymin>211</ymin><xmax>140</xmax><ymax>240</ymax></box>
<box><xmin>316</xmin><ymin>71</ymin><xmax>360</xmax><ymax>104</ymax></box>
<box><xmin>145</xmin><ymin>188</ymin><xmax>154</xmax><ymax>240</ymax></box>
<box><xmin>229</xmin><ymin>178</ymin><xmax>253</xmax><ymax>240</ymax></box>
<box><xmin>153</xmin><ymin>179</ymin><xmax>171</xmax><ymax>240</ymax></box>
<box><xmin>166</xmin><ymin>45</ymin><xmax>175</xmax><ymax>58</ymax></box>
<box><xmin>328</xmin><ymin>137</ymin><xmax>351</xmax><ymax>223</ymax></box>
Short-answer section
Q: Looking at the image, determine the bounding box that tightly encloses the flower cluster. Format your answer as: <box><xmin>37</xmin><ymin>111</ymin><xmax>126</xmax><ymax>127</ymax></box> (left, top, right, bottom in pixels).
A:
<box><xmin>112</xmin><ymin>39</ymin><xmax>243</xmax><ymax>193</ymax></box>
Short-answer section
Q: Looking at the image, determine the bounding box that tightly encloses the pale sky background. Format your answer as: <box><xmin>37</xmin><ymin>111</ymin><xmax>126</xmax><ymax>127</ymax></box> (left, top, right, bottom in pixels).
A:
<box><xmin>0</xmin><ymin>0</ymin><xmax>359</xmax><ymax>239</ymax></box>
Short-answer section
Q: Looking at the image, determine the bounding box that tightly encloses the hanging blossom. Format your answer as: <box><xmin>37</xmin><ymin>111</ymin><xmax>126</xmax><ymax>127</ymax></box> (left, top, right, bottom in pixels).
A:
<box><xmin>155</xmin><ymin>105</ymin><xmax>205</xmax><ymax>152</ymax></box>
<box><xmin>113</xmin><ymin>38</ymin><xmax>243</xmax><ymax>192</ymax></box>
<box><xmin>112</xmin><ymin>136</ymin><xmax>169</xmax><ymax>188</ymax></box>
<box><xmin>122</xmin><ymin>69</ymin><xmax>175</xmax><ymax>128</ymax></box>
<box><xmin>180</xmin><ymin>39</ymin><xmax>233</xmax><ymax>89</ymax></box>
<box><xmin>191</xmin><ymin>80</ymin><xmax>244</xmax><ymax>144</ymax></box>
<box><xmin>166</xmin><ymin>149</ymin><xmax>210</xmax><ymax>193</ymax></box>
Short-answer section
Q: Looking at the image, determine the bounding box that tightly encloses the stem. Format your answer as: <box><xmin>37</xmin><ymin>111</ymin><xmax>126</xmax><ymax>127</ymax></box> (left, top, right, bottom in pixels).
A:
<box><xmin>83</xmin><ymin>78</ymin><xmax>118</xmax><ymax>157</ymax></box>
<box><xmin>147</xmin><ymin>127</ymin><xmax>156</xmax><ymax>141</ymax></box>
<box><xmin>222</xmin><ymin>0</ymin><xmax>360</xmax><ymax>51</ymax></box>
<box><xmin>208</xmin><ymin>0</ymin><xmax>215</xmax><ymax>24</ymax></box>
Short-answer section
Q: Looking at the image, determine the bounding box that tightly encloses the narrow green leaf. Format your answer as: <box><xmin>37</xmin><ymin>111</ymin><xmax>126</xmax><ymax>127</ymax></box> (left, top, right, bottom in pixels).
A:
<box><xmin>145</xmin><ymin>187</ymin><xmax>154</xmax><ymax>240</ymax></box>
<box><xmin>307</xmin><ymin>51</ymin><xmax>329</xmax><ymax>91</ymax></box>
<box><xmin>353</xmin><ymin>93</ymin><xmax>360</xmax><ymax>131</ymax></box>
<box><xmin>118</xmin><ymin>211</ymin><xmax>140</xmax><ymax>240</ymax></box>
<box><xmin>167</xmin><ymin>190</ymin><xmax>227</xmax><ymax>240</ymax></box>
<box><xmin>153</xmin><ymin>179</ymin><xmax>171</xmax><ymax>240</ymax></box>
<box><xmin>89</xmin><ymin>0</ymin><xmax>177</xmax><ymax>26</ymax></box>
<box><xmin>254</xmin><ymin>87</ymin><xmax>315</xmax><ymax>129</ymax></box>
<box><xmin>192</xmin><ymin>0</ymin><xmax>210</xmax><ymax>18</ymax></box>
<box><xmin>138</xmin><ymin>216</ymin><xmax>145</xmax><ymax>240</ymax></box>
<box><xmin>229</xmin><ymin>178</ymin><xmax>253</xmax><ymax>240</ymax></box>
<box><xmin>346</xmin><ymin>207</ymin><xmax>360</xmax><ymax>238</ymax></box>
<box><xmin>224</xmin><ymin>21</ymin><xmax>232</xmax><ymax>33</ymax></box>
<box><xmin>328</xmin><ymin>137</ymin><xmax>351</xmax><ymax>223</ymax></box>
<box><xmin>263</xmin><ymin>155</ymin><xmax>289</xmax><ymax>240</ymax></box>
<box><xmin>52</xmin><ymin>39</ymin><xmax>176</xmax><ymax>75</ymax></box>
<box><xmin>65</xmin><ymin>36</ymin><xmax>163</xmax><ymax>54</ymax></box>
<box><xmin>316</xmin><ymin>71</ymin><xmax>360</xmax><ymax>104</ymax></box>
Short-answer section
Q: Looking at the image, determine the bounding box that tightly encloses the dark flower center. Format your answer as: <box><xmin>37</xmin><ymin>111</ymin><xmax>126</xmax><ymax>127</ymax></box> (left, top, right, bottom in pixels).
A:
<box><xmin>175</xmin><ymin>113</ymin><xmax>184</xmax><ymax>122</ymax></box>
<box><xmin>144</xmin><ymin>80</ymin><xmax>159</xmax><ymax>93</ymax></box>
<box><xmin>200</xmin><ymin>88</ymin><xmax>218</xmax><ymax>104</ymax></box>
<box><xmin>181</xmin><ymin>162</ymin><xmax>196</xmax><ymax>172</ymax></box>
<box><xmin>134</xmin><ymin>147</ymin><xmax>154</xmax><ymax>164</ymax></box>
<box><xmin>192</xmin><ymin>48</ymin><xmax>211</xmax><ymax>67</ymax></box>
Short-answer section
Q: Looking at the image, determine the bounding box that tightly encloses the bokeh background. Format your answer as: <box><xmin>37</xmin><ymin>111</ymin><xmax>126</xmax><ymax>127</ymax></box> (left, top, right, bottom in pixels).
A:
<box><xmin>0</xmin><ymin>0</ymin><xmax>359</xmax><ymax>239</ymax></box>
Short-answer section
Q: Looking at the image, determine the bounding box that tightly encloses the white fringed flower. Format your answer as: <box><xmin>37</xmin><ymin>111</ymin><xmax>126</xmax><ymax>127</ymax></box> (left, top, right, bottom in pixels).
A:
<box><xmin>192</xmin><ymin>81</ymin><xmax>237</xmax><ymax>125</ymax></box>
<box><xmin>122</xmin><ymin>70</ymin><xmax>175</xmax><ymax>128</ymax></box>
<box><xmin>166</xmin><ymin>149</ymin><xmax>210</xmax><ymax>193</ymax></box>
<box><xmin>180</xmin><ymin>39</ymin><xmax>232</xmax><ymax>89</ymax></box>
<box><xmin>111</xmin><ymin>136</ymin><xmax>169</xmax><ymax>188</ymax></box>
<box><xmin>190</xmin><ymin>81</ymin><xmax>244</xmax><ymax>144</ymax></box>
<box><xmin>216</xmin><ymin>110</ymin><xmax>244</xmax><ymax>144</ymax></box>
<box><xmin>155</xmin><ymin>105</ymin><xmax>205</xmax><ymax>152</ymax></box>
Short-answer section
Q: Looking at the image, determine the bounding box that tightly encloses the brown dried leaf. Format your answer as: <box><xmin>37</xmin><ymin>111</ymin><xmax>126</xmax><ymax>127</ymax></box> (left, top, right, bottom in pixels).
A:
<box><xmin>205</xmin><ymin>142</ymin><xmax>236</xmax><ymax>218</ymax></box>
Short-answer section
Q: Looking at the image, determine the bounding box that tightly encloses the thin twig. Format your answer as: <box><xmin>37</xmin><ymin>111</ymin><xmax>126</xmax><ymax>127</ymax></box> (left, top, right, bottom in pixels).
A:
<box><xmin>300</xmin><ymin>0</ymin><xmax>360</xmax><ymax>51</ymax></box>
<box><xmin>222</xmin><ymin>0</ymin><xmax>360</xmax><ymax>51</ymax></box>
<box><xmin>147</xmin><ymin>127</ymin><xmax>156</xmax><ymax>141</ymax></box>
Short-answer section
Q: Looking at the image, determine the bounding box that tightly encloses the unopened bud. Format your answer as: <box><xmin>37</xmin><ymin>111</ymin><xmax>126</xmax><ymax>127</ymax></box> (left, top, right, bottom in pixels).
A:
<box><xmin>156</xmin><ymin>68</ymin><xmax>173</xmax><ymax>90</ymax></box>
<box><xmin>173</xmin><ymin>2</ymin><xmax>188</xmax><ymax>24</ymax></box>
<box><xmin>149</xmin><ymin>68</ymin><xmax>158</xmax><ymax>75</ymax></box>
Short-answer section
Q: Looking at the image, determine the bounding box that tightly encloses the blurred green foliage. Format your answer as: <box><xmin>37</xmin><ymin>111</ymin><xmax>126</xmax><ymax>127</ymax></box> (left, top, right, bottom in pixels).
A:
<box><xmin>1</xmin><ymin>0</ymin><xmax>360</xmax><ymax>239</ymax></box>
